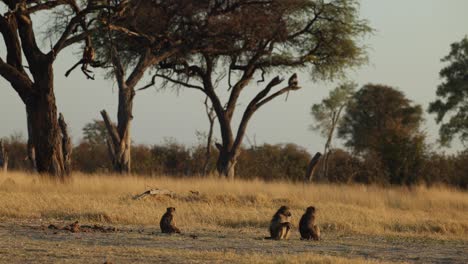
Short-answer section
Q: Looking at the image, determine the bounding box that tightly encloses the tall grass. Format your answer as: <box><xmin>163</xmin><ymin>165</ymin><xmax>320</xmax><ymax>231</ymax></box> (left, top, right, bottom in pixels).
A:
<box><xmin>1</xmin><ymin>171</ymin><xmax>467</xmax><ymax>239</ymax></box>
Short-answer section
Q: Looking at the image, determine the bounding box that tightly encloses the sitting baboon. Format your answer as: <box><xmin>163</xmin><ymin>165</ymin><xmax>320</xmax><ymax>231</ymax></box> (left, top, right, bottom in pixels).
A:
<box><xmin>265</xmin><ymin>205</ymin><xmax>292</xmax><ymax>240</ymax></box>
<box><xmin>299</xmin><ymin>206</ymin><xmax>320</xmax><ymax>241</ymax></box>
<box><xmin>160</xmin><ymin>207</ymin><xmax>181</xmax><ymax>234</ymax></box>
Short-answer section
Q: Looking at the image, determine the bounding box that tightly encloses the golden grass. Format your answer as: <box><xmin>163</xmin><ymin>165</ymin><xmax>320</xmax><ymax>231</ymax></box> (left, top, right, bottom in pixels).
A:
<box><xmin>1</xmin><ymin>171</ymin><xmax>467</xmax><ymax>240</ymax></box>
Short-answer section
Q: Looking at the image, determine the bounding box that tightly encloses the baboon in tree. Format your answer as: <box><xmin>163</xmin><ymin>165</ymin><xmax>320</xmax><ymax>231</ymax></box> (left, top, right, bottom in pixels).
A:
<box><xmin>65</xmin><ymin>39</ymin><xmax>100</xmax><ymax>79</ymax></box>
<box><xmin>299</xmin><ymin>206</ymin><xmax>320</xmax><ymax>241</ymax></box>
<box><xmin>265</xmin><ymin>206</ymin><xmax>292</xmax><ymax>240</ymax></box>
<box><xmin>160</xmin><ymin>207</ymin><xmax>181</xmax><ymax>234</ymax></box>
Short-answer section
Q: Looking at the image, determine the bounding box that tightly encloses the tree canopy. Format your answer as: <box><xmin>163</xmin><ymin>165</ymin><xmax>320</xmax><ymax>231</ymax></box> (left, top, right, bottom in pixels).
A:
<box><xmin>338</xmin><ymin>84</ymin><xmax>425</xmax><ymax>184</ymax></box>
<box><xmin>339</xmin><ymin>84</ymin><xmax>423</xmax><ymax>152</ymax></box>
<box><xmin>428</xmin><ymin>36</ymin><xmax>468</xmax><ymax>146</ymax></box>
<box><xmin>311</xmin><ymin>82</ymin><xmax>356</xmax><ymax>138</ymax></box>
<box><xmin>146</xmin><ymin>0</ymin><xmax>371</xmax><ymax>178</ymax></box>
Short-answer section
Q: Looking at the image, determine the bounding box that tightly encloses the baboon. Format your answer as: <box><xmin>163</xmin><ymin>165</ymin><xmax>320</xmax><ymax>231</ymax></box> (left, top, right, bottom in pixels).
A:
<box><xmin>299</xmin><ymin>206</ymin><xmax>320</xmax><ymax>241</ymax></box>
<box><xmin>65</xmin><ymin>38</ymin><xmax>100</xmax><ymax>80</ymax></box>
<box><xmin>288</xmin><ymin>73</ymin><xmax>298</xmax><ymax>87</ymax></box>
<box><xmin>265</xmin><ymin>205</ymin><xmax>292</xmax><ymax>240</ymax></box>
<box><xmin>160</xmin><ymin>207</ymin><xmax>181</xmax><ymax>234</ymax></box>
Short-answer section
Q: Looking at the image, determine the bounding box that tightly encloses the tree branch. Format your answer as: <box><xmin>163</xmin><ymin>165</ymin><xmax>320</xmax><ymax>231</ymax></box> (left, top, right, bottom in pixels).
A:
<box><xmin>0</xmin><ymin>14</ymin><xmax>24</xmax><ymax>71</ymax></box>
<box><xmin>51</xmin><ymin>4</ymin><xmax>110</xmax><ymax>57</ymax></box>
<box><xmin>256</xmin><ymin>85</ymin><xmax>302</xmax><ymax>109</ymax></box>
<box><xmin>232</xmin><ymin>76</ymin><xmax>284</xmax><ymax>152</ymax></box>
<box><xmin>25</xmin><ymin>1</ymin><xmax>70</xmax><ymax>14</ymax></box>
<box><xmin>100</xmin><ymin>109</ymin><xmax>121</xmax><ymax>147</ymax></box>
<box><xmin>110</xmin><ymin>45</ymin><xmax>126</xmax><ymax>88</ymax></box>
<box><xmin>139</xmin><ymin>73</ymin><xmax>204</xmax><ymax>92</ymax></box>
<box><xmin>0</xmin><ymin>57</ymin><xmax>33</xmax><ymax>100</ymax></box>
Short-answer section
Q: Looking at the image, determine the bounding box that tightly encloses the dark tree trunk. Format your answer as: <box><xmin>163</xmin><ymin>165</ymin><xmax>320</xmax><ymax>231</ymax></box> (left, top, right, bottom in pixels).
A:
<box><xmin>101</xmin><ymin>85</ymin><xmax>134</xmax><ymax>175</ymax></box>
<box><xmin>215</xmin><ymin>144</ymin><xmax>238</xmax><ymax>180</ymax></box>
<box><xmin>26</xmin><ymin>115</ymin><xmax>37</xmax><ymax>171</ymax></box>
<box><xmin>214</xmin><ymin>112</ymin><xmax>238</xmax><ymax>179</ymax></box>
<box><xmin>0</xmin><ymin>140</ymin><xmax>8</xmax><ymax>173</ymax></box>
<box><xmin>58</xmin><ymin>113</ymin><xmax>73</xmax><ymax>176</ymax></box>
<box><xmin>99</xmin><ymin>46</ymin><xmax>160</xmax><ymax>174</ymax></box>
<box><xmin>202</xmin><ymin>98</ymin><xmax>216</xmax><ymax>175</ymax></box>
<box><xmin>0</xmin><ymin>1</ymin><xmax>98</xmax><ymax>179</ymax></box>
<box><xmin>207</xmin><ymin>76</ymin><xmax>297</xmax><ymax>180</ymax></box>
<box><xmin>25</xmin><ymin>82</ymin><xmax>66</xmax><ymax>180</ymax></box>
<box><xmin>116</xmin><ymin>86</ymin><xmax>133</xmax><ymax>173</ymax></box>
<box><xmin>306</xmin><ymin>152</ymin><xmax>322</xmax><ymax>182</ymax></box>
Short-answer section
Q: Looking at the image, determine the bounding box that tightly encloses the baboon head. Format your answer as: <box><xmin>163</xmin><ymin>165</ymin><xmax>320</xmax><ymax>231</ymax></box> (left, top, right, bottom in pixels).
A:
<box><xmin>166</xmin><ymin>207</ymin><xmax>176</xmax><ymax>213</ymax></box>
<box><xmin>277</xmin><ymin>206</ymin><xmax>292</xmax><ymax>217</ymax></box>
<box><xmin>306</xmin><ymin>206</ymin><xmax>316</xmax><ymax>214</ymax></box>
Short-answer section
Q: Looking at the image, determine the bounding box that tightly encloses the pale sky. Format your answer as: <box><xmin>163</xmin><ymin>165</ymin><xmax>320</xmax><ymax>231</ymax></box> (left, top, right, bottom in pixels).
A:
<box><xmin>1</xmin><ymin>0</ymin><xmax>468</xmax><ymax>154</ymax></box>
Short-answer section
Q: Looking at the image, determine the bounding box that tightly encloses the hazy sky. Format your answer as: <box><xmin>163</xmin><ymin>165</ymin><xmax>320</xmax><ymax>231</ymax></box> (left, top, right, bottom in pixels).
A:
<box><xmin>1</xmin><ymin>0</ymin><xmax>468</xmax><ymax>154</ymax></box>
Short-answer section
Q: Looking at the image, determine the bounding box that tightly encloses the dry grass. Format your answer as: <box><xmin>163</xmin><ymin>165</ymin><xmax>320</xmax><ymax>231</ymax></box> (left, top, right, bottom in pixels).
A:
<box><xmin>1</xmin><ymin>171</ymin><xmax>467</xmax><ymax>240</ymax></box>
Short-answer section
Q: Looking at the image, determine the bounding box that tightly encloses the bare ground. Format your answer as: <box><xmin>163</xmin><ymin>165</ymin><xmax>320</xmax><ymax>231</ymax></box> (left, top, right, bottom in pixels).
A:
<box><xmin>0</xmin><ymin>220</ymin><xmax>466</xmax><ymax>264</ymax></box>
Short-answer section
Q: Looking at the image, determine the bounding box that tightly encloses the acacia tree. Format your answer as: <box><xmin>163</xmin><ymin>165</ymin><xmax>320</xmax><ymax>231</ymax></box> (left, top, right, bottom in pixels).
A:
<box><xmin>79</xmin><ymin>1</ymin><xmax>226</xmax><ymax>173</ymax></box>
<box><xmin>151</xmin><ymin>0</ymin><xmax>370</xmax><ymax>179</ymax></box>
<box><xmin>429</xmin><ymin>37</ymin><xmax>468</xmax><ymax>147</ymax></box>
<box><xmin>0</xmin><ymin>0</ymin><xmax>106</xmax><ymax>179</ymax></box>
<box><xmin>310</xmin><ymin>82</ymin><xmax>356</xmax><ymax>180</ymax></box>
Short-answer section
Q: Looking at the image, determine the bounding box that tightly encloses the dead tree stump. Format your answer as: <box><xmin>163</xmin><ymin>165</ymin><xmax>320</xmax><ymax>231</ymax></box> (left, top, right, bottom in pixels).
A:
<box><xmin>59</xmin><ymin>113</ymin><xmax>73</xmax><ymax>176</ymax></box>
<box><xmin>306</xmin><ymin>152</ymin><xmax>322</xmax><ymax>182</ymax></box>
<box><xmin>0</xmin><ymin>140</ymin><xmax>8</xmax><ymax>173</ymax></box>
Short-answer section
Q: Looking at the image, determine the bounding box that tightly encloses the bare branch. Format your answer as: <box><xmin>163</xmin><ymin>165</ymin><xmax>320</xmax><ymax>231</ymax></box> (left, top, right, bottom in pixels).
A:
<box><xmin>139</xmin><ymin>73</ymin><xmax>204</xmax><ymax>92</ymax></box>
<box><xmin>100</xmin><ymin>109</ymin><xmax>121</xmax><ymax>147</ymax></box>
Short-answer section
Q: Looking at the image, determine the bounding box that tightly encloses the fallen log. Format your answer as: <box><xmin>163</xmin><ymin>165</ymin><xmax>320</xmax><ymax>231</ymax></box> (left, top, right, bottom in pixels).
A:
<box><xmin>133</xmin><ymin>188</ymin><xmax>176</xmax><ymax>200</ymax></box>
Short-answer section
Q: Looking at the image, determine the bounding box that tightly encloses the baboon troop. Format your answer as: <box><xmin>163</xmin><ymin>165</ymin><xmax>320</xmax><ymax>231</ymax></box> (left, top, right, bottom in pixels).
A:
<box><xmin>160</xmin><ymin>207</ymin><xmax>181</xmax><ymax>234</ymax></box>
<box><xmin>299</xmin><ymin>206</ymin><xmax>321</xmax><ymax>241</ymax></box>
<box><xmin>158</xmin><ymin>205</ymin><xmax>320</xmax><ymax>241</ymax></box>
<box><xmin>266</xmin><ymin>206</ymin><xmax>293</xmax><ymax>240</ymax></box>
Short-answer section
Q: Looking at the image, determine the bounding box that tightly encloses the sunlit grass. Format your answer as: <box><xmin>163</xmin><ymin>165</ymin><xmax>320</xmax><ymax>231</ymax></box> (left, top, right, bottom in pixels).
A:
<box><xmin>0</xmin><ymin>171</ymin><xmax>467</xmax><ymax>240</ymax></box>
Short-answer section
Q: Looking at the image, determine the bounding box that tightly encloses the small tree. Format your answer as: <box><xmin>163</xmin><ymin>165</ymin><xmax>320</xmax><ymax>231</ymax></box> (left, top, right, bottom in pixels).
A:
<box><xmin>82</xmin><ymin>120</ymin><xmax>109</xmax><ymax>146</ymax></box>
<box><xmin>310</xmin><ymin>82</ymin><xmax>356</xmax><ymax>181</ymax></box>
<box><xmin>428</xmin><ymin>36</ymin><xmax>468</xmax><ymax>147</ymax></box>
<box><xmin>338</xmin><ymin>84</ymin><xmax>426</xmax><ymax>185</ymax></box>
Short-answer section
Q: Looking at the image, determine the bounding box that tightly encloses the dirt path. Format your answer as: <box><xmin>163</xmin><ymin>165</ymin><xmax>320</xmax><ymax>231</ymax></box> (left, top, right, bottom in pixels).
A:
<box><xmin>0</xmin><ymin>221</ymin><xmax>466</xmax><ymax>264</ymax></box>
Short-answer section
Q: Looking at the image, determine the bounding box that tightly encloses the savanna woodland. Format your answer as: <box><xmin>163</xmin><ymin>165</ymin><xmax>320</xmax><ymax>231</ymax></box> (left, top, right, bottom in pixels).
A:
<box><xmin>1</xmin><ymin>0</ymin><xmax>465</xmax><ymax>187</ymax></box>
<box><xmin>1</xmin><ymin>1</ymin><xmax>468</xmax><ymax>264</ymax></box>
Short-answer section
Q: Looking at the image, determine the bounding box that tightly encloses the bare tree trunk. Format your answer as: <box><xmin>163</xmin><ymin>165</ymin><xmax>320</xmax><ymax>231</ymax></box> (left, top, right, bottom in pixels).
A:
<box><xmin>216</xmin><ymin>144</ymin><xmax>237</xmax><ymax>180</ymax></box>
<box><xmin>116</xmin><ymin>87</ymin><xmax>133</xmax><ymax>173</ymax></box>
<box><xmin>26</xmin><ymin>78</ymin><xmax>67</xmax><ymax>181</ymax></box>
<box><xmin>26</xmin><ymin>116</ymin><xmax>37</xmax><ymax>172</ymax></box>
<box><xmin>203</xmin><ymin>98</ymin><xmax>216</xmax><ymax>175</ymax></box>
<box><xmin>58</xmin><ymin>113</ymin><xmax>72</xmax><ymax>176</ymax></box>
<box><xmin>210</xmin><ymin>76</ymin><xmax>299</xmax><ymax>180</ymax></box>
<box><xmin>101</xmin><ymin>100</ymin><xmax>132</xmax><ymax>175</ymax></box>
<box><xmin>319</xmin><ymin>105</ymin><xmax>344</xmax><ymax>181</ymax></box>
<box><xmin>0</xmin><ymin>140</ymin><xmax>8</xmax><ymax>173</ymax></box>
<box><xmin>306</xmin><ymin>152</ymin><xmax>322</xmax><ymax>182</ymax></box>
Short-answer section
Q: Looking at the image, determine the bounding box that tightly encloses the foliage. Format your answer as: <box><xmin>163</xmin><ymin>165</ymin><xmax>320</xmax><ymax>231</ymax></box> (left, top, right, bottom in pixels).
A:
<box><xmin>82</xmin><ymin>120</ymin><xmax>109</xmax><ymax>146</ymax></box>
<box><xmin>428</xmin><ymin>37</ymin><xmax>468</xmax><ymax>146</ymax></box>
<box><xmin>2</xmin><ymin>130</ymin><xmax>467</xmax><ymax>187</ymax></box>
<box><xmin>338</xmin><ymin>84</ymin><xmax>426</xmax><ymax>184</ymax></box>
<box><xmin>310</xmin><ymin>82</ymin><xmax>357</xmax><ymax>137</ymax></box>
<box><xmin>0</xmin><ymin>133</ymin><xmax>29</xmax><ymax>171</ymax></box>
<box><xmin>237</xmin><ymin>143</ymin><xmax>311</xmax><ymax>181</ymax></box>
<box><xmin>339</xmin><ymin>84</ymin><xmax>423</xmax><ymax>151</ymax></box>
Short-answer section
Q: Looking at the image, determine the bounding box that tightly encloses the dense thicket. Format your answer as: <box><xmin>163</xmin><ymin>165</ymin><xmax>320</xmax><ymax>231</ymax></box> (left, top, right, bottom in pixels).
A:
<box><xmin>1</xmin><ymin>134</ymin><xmax>466</xmax><ymax>188</ymax></box>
